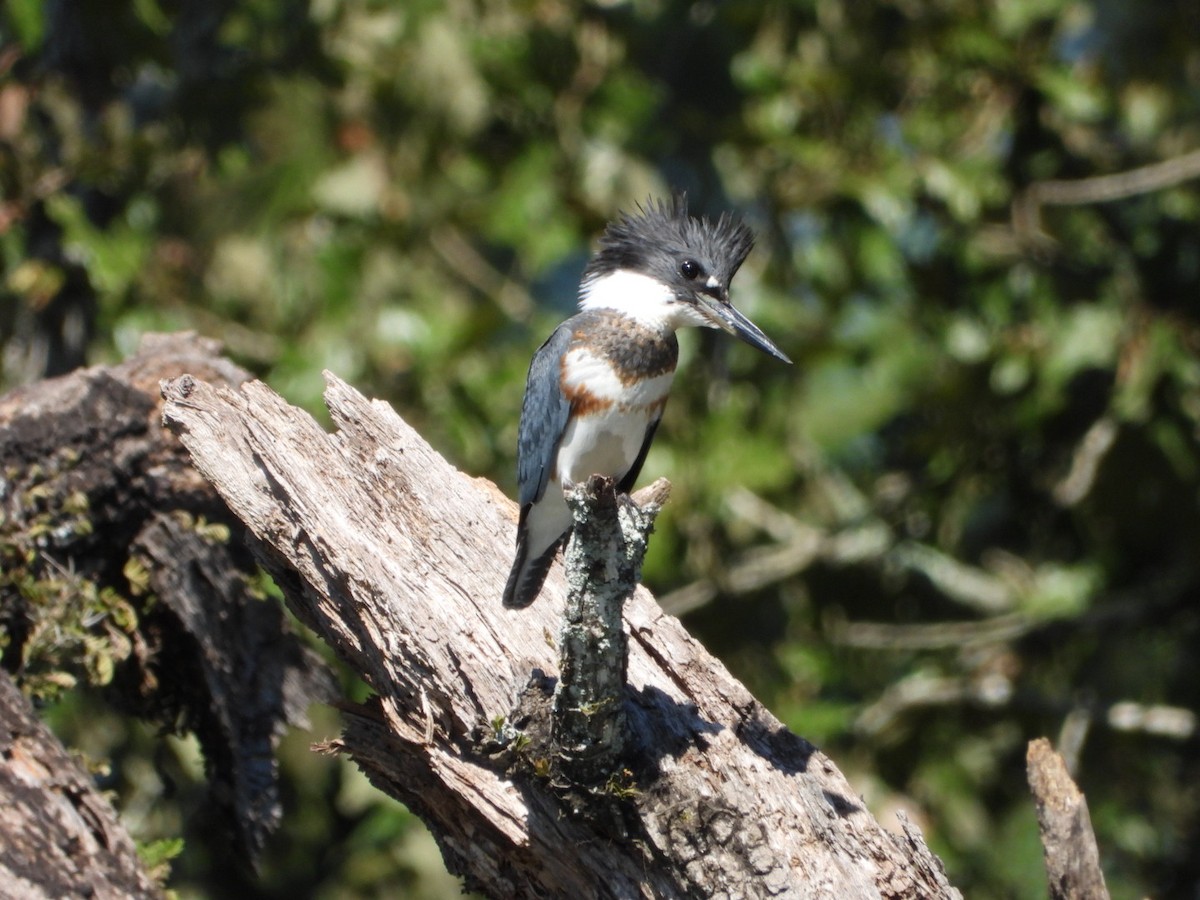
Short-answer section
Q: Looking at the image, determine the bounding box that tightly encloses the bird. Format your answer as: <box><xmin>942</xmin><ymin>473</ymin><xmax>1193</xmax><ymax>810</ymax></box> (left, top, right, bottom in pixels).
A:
<box><xmin>502</xmin><ymin>195</ymin><xmax>791</xmax><ymax>609</ymax></box>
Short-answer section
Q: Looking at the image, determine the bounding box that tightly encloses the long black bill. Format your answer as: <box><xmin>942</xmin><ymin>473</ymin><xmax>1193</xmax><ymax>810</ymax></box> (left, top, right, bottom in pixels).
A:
<box><xmin>698</xmin><ymin>295</ymin><xmax>792</xmax><ymax>364</ymax></box>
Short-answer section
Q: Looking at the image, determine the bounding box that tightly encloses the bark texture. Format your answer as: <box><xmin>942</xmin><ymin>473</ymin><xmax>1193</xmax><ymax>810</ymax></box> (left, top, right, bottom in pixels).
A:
<box><xmin>551</xmin><ymin>475</ymin><xmax>667</xmax><ymax>785</ymax></box>
<box><xmin>161</xmin><ymin>368</ymin><xmax>963</xmax><ymax>899</ymax></box>
<box><xmin>0</xmin><ymin>670</ymin><xmax>162</xmax><ymax>898</ymax></box>
<box><xmin>1026</xmin><ymin>738</ymin><xmax>1110</xmax><ymax>900</ymax></box>
<box><xmin>0</xmin><ymin>332</ymin><xmax>333</xmax><ymax>860</ymax></box>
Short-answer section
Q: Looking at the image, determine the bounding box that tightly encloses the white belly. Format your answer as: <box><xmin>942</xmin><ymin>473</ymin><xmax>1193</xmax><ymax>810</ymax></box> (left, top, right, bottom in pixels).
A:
<box><xmin>520</xmin><ymin>405</ymin><xmax>660</xmax><ymax>563</ymax></box>
<box><xmin>556</xmin><ymin>407</ymin><xmax>655</xmax><ymax>485</ymax></box>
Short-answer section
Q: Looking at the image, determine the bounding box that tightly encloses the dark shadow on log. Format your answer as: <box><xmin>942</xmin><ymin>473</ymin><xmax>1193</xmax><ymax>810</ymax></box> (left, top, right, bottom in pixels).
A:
<box><xmin>626</xmin><ymin>684</ymin><xmax>722</xmax><ymax>767</ymax></box>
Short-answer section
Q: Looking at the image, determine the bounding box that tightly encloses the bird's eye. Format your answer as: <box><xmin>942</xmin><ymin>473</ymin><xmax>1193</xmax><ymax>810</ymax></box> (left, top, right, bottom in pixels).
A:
<box><xmin>680</xmin><ymin>259</ymin><xmax>702</xmax><ymax>280</ymax></box>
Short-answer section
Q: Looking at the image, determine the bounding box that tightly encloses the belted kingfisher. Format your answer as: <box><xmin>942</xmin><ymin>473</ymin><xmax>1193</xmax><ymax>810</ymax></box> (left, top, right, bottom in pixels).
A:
<box><xmin>502</xmin><ymin>196</ymin><xmax>791</xmax><ymax>609</ymax></box>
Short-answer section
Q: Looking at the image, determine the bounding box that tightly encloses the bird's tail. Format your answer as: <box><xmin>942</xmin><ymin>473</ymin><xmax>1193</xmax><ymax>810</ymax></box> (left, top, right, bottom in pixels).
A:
<box><xmin>502</xmin><ymin>534</ymin><xmax>565</xmax><ymax>609</ymax></box>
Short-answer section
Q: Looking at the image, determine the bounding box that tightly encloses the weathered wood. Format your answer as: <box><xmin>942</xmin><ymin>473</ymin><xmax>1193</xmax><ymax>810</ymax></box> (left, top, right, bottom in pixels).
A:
<box><xmin>0</xmin><ymin>332</ymin><xmax>333</xmax><ymax>859</ymax></box>
<box><xmin>0</xmin><ymin>668</ymin><xmax>162</xmax><ymax>899</ymax></box>
<box><xmin>162</xmin><ymin>368</ymin><xmax>963</xmax><ymax>899</ymax></box>
<box><xmin>1027</xmin><ymin>738</ymin><xmax>1111</xmax><ymax>900</ymax></box>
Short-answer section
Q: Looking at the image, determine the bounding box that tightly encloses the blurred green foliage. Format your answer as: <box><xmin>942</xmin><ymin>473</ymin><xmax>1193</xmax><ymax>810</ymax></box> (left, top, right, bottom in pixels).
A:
<box><xmin>3</xmin><ymin>0</ymin><xmax>1200</xmax><ymax>896</ymax></box>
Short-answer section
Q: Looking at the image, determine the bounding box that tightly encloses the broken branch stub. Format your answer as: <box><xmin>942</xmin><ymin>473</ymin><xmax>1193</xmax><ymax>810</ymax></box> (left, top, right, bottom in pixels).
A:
<box><xmin>553</xmin><ymin>475</ymin><xmax>670</xmax><ymax>784</ymax></box>
<box><xmin>1026</xmin><ymin>738</ymin><xmax>1110</xmax><ymax>900</ymax></box>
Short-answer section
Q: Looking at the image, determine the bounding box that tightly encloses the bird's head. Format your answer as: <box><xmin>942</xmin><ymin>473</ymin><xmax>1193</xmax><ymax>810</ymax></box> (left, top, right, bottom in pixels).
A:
<box><xmin>579</xmin><ymin>195</ymin><xmax>791</xmax><ymax>364</ymax></box>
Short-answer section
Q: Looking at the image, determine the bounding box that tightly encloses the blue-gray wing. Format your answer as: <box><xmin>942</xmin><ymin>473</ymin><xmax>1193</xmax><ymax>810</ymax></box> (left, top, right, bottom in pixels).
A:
<box><xmin>516</xmin><ymin>322</ymin><xmax>574</xmax><ymax>508</ymax></box>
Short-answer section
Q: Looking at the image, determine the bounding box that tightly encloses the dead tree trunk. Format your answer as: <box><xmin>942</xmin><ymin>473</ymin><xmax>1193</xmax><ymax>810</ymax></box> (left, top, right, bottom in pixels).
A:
<box><xmin>0</xmin><ymin>332</ymin><xmax>332</xmax><ymax>870</ymax></box>
<box><xmin>161</xmin><ymin>368</ymin><xmax>963</xmax><ymax>899</ymax></box>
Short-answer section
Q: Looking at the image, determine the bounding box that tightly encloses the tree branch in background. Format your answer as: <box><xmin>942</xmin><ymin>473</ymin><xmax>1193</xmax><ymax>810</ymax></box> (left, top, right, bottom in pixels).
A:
<box><xmin>1014</xmin><ymin>148</ymin><xmax>1200</xmax><ymax>247</ymax></box>
<box><xmin>1026</xmin><ymin>738</ymin><xmax>1111</xmax><ymax>900</ymax></box>
<box><xmin>430</xmin><ymin>225</ymin><xmax>535</xmax><ymax>321</ymax></box>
